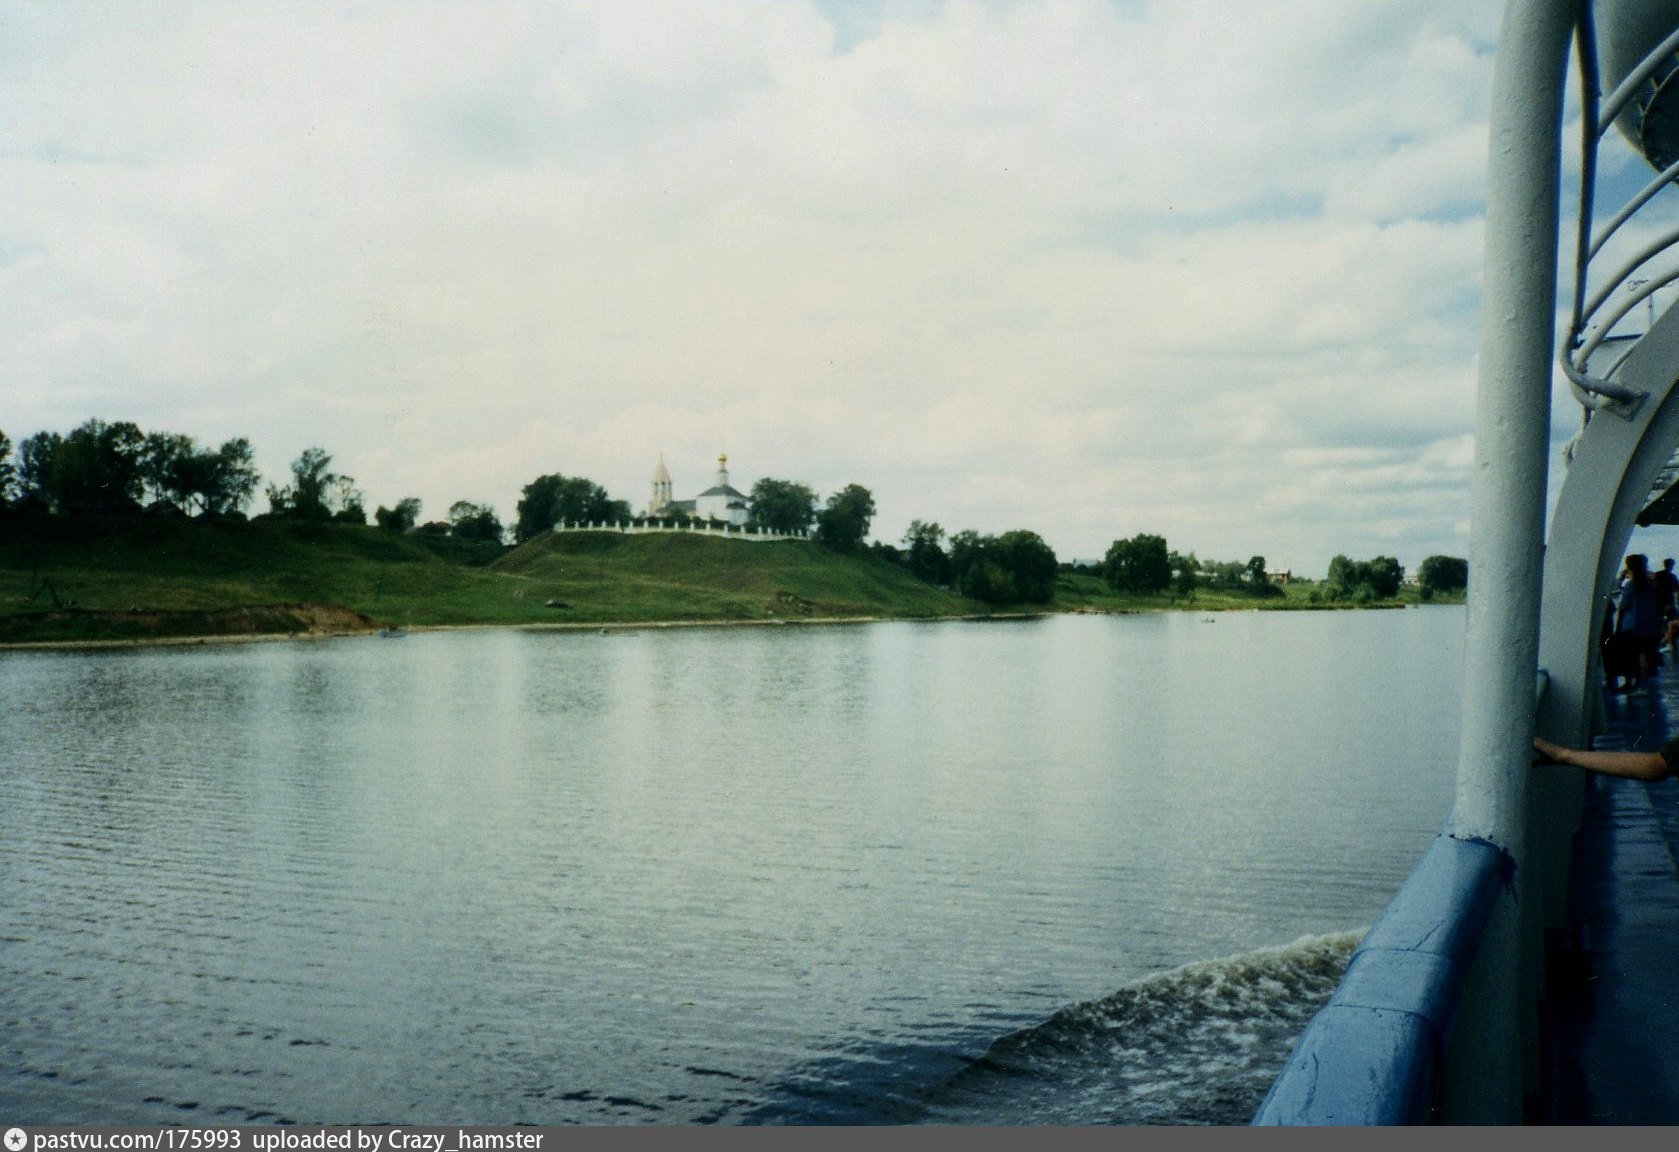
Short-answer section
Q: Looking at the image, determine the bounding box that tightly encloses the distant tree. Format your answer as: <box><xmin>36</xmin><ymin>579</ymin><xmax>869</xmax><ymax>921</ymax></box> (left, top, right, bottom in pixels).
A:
<box><xmin>815</xmin><ymin>483</ymin><xmax>875</xmax><ymax>552</ymax></box>
<box><xmin>329</xmin><ymin>475</ymin><xmax>366</xmax><ymax>524</ymax></box>
<box><xmin>0</xmin><ymin>428</ymin><xmax>14</xmax><ymax>505</ymax></box>
<box><xmin>17</xmin><ymin>431</ymin><xmax>62</xmax><ymax>509</ymax></box>
<box><xmin>749</xmin><ymin>478</ymin><xmax>817</xmax><ymax>535</ymax></box>
<box><xmin>995</xmin><ymin>530</ymin><xmax>1058</xmax><ymax>603</ymax></box>
<box><xmin>903</xmin><ymin>519</ymin><xmax>952</xmax><ymax>586</ymax></box>
<box><xmin>870</xmin><ymin>540</ymin><xmax>903</xmax><ymax>564</ymax></box>
<box><xmin>1170</xmin><ymin>550</ymin><xmax>1199</xmax><ymax>598</ymax></box>
<box><xmin>1325</xmin><ymin>554</ymin><xmax>1405</xmax><ymax>601</ymax></box>
<box><xmin>1202</xmin><ymin>559</ymin><xmax>1246</xmax><ymax>590</ymax></box>
<box><xmin>139</xmin><ymin>431</ymin><xmax>194</xmax><ymax>509</ymax></box>
<box><xmin>376</xmin><ymin>497</ymin><xmax>422</xmax><ymax>533</ymax></box>
<box><xmin>202</xmin><ymin>438</ymin><xmax>260</xmax><ymax>517</ymax></box>
<box><xmin>138</xmin><ymin>433</ymin><xmax>258</xmax><ymax>516</ymax></box>
<box><xmin>1418</xmin><ymin>554</ymin><xmax>1468</xmax><ymax>595</ymax></box>
<box><xmin>1326</xmin><ymin>554</ymin><xmax>1358</xmax><ymax>596</ymax></box>
<box><xmin>1102</xmin><ymin>533</ymin><xmax>1172</xmax><ymax>594</ymax></box>
<box><xmin>1195</xmin><ymin>556</ymin><xmax>1283</xmax><ymax>598</ymax></box>
<box><xmin>267</xmin><ymin>446</ymin><xmax>338</xmax><ymax>520</ymax></box>
<box><xmin>448</xmin><ymin>500</ymin><xmax>504</xmax><ymax>544</ymax></box>
<box><xmin>947</xmin><ymin>528</ymin><xmax>1058</xmax><ymax>605</ymax></box>
<box><xmin>515</xmin><ymin>473</ymin><xmax>628</xmax><ymax>542</ymax></box>
<box><xmin>34</xmin><ymin>419</ymin><xmax>147</xmax><ymax>514</ymax></box>
<box><xmin>1366</xmin><ymin>556</ymin><xmax>1404</xmax><ymax>599</ymax></box>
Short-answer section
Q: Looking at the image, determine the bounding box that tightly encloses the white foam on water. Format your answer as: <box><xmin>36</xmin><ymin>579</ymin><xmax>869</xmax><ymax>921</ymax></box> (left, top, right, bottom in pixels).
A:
<box><xmin>918</xmin><ymin>929</ymin><xmax>1365</xmax><ymax>1125</ymax></box>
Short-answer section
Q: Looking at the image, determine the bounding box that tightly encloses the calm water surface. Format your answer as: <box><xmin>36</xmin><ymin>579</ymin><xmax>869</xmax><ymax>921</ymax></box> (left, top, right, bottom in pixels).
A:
<box><xmin>1</xmin><ymin>609</ymin><xmax>1464</xmax><ymax>1124</ymax></box>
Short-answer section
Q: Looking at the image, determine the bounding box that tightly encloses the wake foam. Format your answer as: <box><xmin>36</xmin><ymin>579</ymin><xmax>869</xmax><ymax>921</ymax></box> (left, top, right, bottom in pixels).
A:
<box><xmin>918</xmin><ymin>930</ymin><xmax>1363</xmax><ymax>1126</ymax></box>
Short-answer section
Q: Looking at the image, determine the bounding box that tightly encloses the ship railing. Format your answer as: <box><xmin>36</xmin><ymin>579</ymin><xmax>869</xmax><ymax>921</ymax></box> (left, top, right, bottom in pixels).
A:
<box><xmin>1562</xmin><ymin>7</ymin><xmax>1679</xmax><ymax>414</ymax></box>
<box><xmin>1253</xmin><ymin>671</ymin><xmax>1547</xmax><ymax>1124</ymax></box>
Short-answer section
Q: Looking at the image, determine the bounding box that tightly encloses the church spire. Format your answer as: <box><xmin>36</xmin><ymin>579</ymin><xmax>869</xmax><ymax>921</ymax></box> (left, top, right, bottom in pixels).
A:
<box><xmin>650</xmin><ymin>452</ymin><xmax>673</xmax><ymax>514</ymax></box>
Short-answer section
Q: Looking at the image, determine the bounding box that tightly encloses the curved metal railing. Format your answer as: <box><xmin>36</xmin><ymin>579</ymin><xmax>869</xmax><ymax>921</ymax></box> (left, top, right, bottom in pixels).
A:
<box><xmin>1562</xmin><ymin>8</ymin><xmax>1679</xmax><ymax>414</ymax></box>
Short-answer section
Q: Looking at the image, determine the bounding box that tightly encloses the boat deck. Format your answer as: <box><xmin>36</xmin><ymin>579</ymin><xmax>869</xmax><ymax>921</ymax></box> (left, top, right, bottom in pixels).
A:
<box><xmin>1542</xmin><ymin>673</ymin><xmax>1679</xmax><ymax>1123</ymax></box>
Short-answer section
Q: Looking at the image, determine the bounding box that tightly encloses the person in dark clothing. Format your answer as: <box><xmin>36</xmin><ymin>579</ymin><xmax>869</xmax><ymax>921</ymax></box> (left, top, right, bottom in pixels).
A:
<box><xmin>1610</xmin><ymin>554</ymin><xmax>1664</xmax><ymax>692</ymax></box>
<box><xmin>1659</xmin><ymin>558</ymin><xmax>1679</xmax><ymax>653</ymax></box>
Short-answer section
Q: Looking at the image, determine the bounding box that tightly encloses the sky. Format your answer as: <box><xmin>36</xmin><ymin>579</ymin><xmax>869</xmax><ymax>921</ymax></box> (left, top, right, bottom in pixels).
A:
<box><xmin>0</xmin><ymin>0</ymin><xmax>1645</xmax><ymax>576</ymax></box>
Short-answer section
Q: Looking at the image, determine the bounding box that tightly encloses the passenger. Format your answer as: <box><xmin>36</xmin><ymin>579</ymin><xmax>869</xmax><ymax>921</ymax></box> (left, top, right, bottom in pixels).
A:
<box><xmin>1532</xmin><ymin>736</ymin><xmax>1679</xmax><ymax>782</ymax></box>
<box><xmin>1659</xmin><ymin>557</ymin><xmax>1679</xmax><ymax>652</ymax></box>
<box><xmin>1608</xmin><ymin>553</ymin><xmax>1663</xmax><ymax>693</ymax></box>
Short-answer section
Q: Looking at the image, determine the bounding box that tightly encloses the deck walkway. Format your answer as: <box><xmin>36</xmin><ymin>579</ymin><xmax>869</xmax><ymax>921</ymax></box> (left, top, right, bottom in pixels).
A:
<box><xmin>1542</xmin><ymin>673</ymin><xmax>1679</xmax><ymax>1123</ymax></box>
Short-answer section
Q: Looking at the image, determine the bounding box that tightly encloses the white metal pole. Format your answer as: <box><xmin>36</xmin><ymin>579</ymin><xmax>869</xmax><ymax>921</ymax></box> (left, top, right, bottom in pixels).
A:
<box><xmin>1445</xmin><ymin>0</ymin><xmax>1578</xmax><ymax>1122</ymax></box>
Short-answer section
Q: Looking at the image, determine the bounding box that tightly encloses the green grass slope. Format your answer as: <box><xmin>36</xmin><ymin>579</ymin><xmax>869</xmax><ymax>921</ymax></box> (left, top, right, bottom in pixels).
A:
<box><xmin>0</xmin><ymin>515</ymin><xmax>977</xmax><ymax>643</ymax></box>
<box><xmin>489</xmin><ymin>530</ymin><xmax>974</xmax><ymax>623</ymax></box>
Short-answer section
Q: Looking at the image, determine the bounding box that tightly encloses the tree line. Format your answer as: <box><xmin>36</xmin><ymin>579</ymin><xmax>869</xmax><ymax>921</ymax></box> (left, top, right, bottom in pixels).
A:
<box><xmin>0</xmin><ymin>419</ymin><xmax>1468</xmax><ymax>605</ymax></box>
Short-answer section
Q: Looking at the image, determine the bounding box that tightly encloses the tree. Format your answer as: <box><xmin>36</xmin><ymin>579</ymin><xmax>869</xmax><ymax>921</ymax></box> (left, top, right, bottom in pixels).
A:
<box><xmin>267</xmin><ymin>447</ymin><xmax>337</xmax><ymax>519</ymax></box>
<box><xmin>1418</xmin><ymin>555</ymin><xmax>1468</xmax><ymax>595</ymax></box>
<box><xmin>448</xmin><ymin>500</ymin><xmax>504</xmax><ymax>544</ymax></box>
<box><xmin>138</xmin><ymin>433</ymin><xmax>258</xmax><ymax>516</ymax></box>
<box><xmin>38</xmin><ymin>419</ymin><xmax>147</xmax><ymax>514</ymax></box>
<box><xmin>17</xmin><ymin>431</ymin><xmax>62</xmax><ymax>509</ymax></box>
<box><xmin>1366</xmin><ymin>556</ymin><xmax>1404</xmax><ymax>599</ymax></box>
<box><xmin>947</xmin><ymin>528</ymin><xmax>1058</xmax><ymax>605</ymax></box>
<box><xmin>266</xmin><ymin>447</ymin><xmax>361</xmax><ymax>521</ymax></box>
<box><xmin>815</xmin><ymin>483</ymin><xmax>875</xmax><ymax>552</ymax></box>
<box><xmin>515</xmin><ymin>473</ymin><xmax>629</xmax><ymax>542</ymax></box>
<box><xmin>749</xmin><ymin>478</ymin><xmax>817</xmax><ymax>534</ymax></box>
<box><xmin>903</xmin><ymin>520</ymin><xmax>952</xmax><ymax>585</ymax></box>
<box><xmin>376</xmin><ymin>497</ymin><xmax>422</xmax><ymax>533</ymax></box>
<box><xmin>201</xmin><ymin>438</ymin><xmax>260</xmax><ymax>517</ymax></box>
<box><xmin>1103</xmin><ymin>533</ymin><xmax>1172</xmax><ymax>594</ymax></box>
<box><xmin>1170</xmin><ymin>550</ymin><xmax>1199</xmax><ymax>598</ymax></box>
<box><xmin>0</xmin><ymin>428</ymin><xmax>14</xmax><ymax>506</ymax></box>
<box><xmin>139</xmin><ymin>431</ymin><xmax>195</xmax><ymax>510</ymax></box>
<box><xmin>1325</xmin><ymin>554</ymin><xmax>1405</xmax><ymax>601</ymax></box>
<box><xmin>995</xmin><ymin>529</ymin><xmax>1058</xmax><ymax>603</ymax></box>
<box><xmin>330</xmin><ymin>475</ymin><xmax>366</xmax><ymax>524</ymax></box>
<box><xmin>1246</xmin><ymin>556</ymin><xmax>1268</xmax><ymax>587</ymax></box>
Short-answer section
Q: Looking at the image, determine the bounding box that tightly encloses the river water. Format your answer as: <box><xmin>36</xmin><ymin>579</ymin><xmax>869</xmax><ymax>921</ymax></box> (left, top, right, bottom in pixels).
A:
<box><xmin>1</xmin><ymin>607</ymin><xmax>1464</xmax><ymax>1125</ymax></box>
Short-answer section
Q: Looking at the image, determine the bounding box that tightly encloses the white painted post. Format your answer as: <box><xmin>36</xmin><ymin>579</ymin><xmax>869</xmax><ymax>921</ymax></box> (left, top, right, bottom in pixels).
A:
<box><xmin>1444</xmin><ymin>0</ymin><xmax>1578</xmax><ymax>1123</ymax></box>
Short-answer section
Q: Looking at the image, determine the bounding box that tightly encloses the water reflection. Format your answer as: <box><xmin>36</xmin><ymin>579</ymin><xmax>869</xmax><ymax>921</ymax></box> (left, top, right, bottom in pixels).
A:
<box><xmin>1</xmin><ymin>609</ymin><xmax>1463</xmax><ymax>1124</ymax></box>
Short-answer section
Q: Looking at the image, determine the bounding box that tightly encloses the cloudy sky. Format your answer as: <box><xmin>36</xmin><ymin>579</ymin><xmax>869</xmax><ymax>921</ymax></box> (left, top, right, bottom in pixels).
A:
<box><xmin>0</xmin><ymin>0</ymin><xmax>1632</xmax><ymax>574</ymax></box>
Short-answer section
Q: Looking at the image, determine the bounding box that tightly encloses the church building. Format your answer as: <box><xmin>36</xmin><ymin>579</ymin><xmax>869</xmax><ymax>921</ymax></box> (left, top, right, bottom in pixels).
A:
<box><xmin>648</xmin><ymin>453</ymin><xmax>751</xmax><ymax>526</ymax></box>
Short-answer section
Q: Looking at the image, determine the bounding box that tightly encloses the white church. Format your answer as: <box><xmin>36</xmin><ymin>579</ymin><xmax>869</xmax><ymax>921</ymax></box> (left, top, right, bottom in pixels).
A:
<box><xmin>647</xmin><ymin>453</ymin><xmax>751</xmax><ymax>526</ymax></box>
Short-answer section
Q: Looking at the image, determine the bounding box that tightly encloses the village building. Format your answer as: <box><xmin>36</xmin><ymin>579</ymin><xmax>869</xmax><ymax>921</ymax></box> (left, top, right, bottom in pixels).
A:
<box><xmin>648</xmin><ymin>453</ymin><xmax>750</xmax><ymax>526</ymax></box>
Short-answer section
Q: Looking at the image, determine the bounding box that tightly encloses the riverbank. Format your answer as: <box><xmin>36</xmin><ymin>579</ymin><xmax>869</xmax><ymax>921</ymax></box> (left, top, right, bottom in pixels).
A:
<box><xmin>0</xmin><ymin>512</ymin><xmax>1449</xmax><ymax>649</ymax></box>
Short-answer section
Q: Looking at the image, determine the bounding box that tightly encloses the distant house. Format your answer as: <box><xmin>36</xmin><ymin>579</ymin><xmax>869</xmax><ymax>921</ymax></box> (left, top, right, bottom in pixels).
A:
<box><xmin>647</xmin><ymin>453</ymin><xmax>751</xmax><ymax>526</ymax></box>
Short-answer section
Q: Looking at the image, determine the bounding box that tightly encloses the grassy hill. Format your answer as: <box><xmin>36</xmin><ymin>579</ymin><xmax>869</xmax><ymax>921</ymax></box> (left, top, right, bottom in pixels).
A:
<box><xmin>0</xmin><ymin>514</ymin><xmax>978</xmax><ymax>644</ymax></box>
<box><xmin>0</xmin><ymin>513</ymin><xmax>1449</xmax><ymax>646</ymax></box>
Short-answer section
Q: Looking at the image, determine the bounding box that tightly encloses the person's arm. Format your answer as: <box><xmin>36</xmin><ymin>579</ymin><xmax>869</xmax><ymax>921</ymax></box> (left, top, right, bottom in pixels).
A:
<box><xmin>1532</xmin><ymin>737</ymin><xmax>1672</xmax><ymax>781</ymax></box>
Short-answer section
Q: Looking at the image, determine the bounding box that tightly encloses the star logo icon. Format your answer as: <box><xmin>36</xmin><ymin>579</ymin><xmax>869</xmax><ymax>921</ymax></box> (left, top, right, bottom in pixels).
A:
<box><xmin>4</xmin><ymin>1128</ymin><xmax>27</xmax><ymax>1152</ymax></box>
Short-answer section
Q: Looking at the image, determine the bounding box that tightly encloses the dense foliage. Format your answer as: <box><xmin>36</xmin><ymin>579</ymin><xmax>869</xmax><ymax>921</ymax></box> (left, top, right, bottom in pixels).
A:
<box><xmin>1</xmin><ymin>419</ymin><xmax>1456</xmax><ymax>617</ymax></box>
<box><xmin>749</xmin><ymin>478</ymin><xmax>817</xmax><ymax>534</ymax></box>
<box><xmin>903</xmin><ymin>520</ymin><xmax>952</xmax><ymax>585</ymax></box>
<box><xmin>815</xmin><ymin>483</ymin><xmax>875</xmax><ymax>553</ymax></box>
<box><xmin>1325</xmin><ymin>554</ymin><xmax>1405</xmax><ymax>602</ymax></box>
<box><xmin>375</xmin><ymin>497</ymin><xmax>422</xmax><ymax>533</ymax></box>
<box><xmin>1418</xmin><ymin>554</ymin><xmax>1468</xmax><ymax>595</ymax></box>
<box><xmin>515</xmin><ymin>473</ymin><xmax>631</xmax><ymax>542</ymax></box>
<box><xmin>948</xmin><ymin>529</ymin><xmax>1059</xmax><ymax>604</ymax></box>
<box><xmin>1103</xmin><ymin>533</ymin><xmax>1172</xmax><ymax>594</ymax></box>
<box><xmin>265</xmin><ymin>447</ymin><xmax>365</xmax><ymax>523</ymax></box>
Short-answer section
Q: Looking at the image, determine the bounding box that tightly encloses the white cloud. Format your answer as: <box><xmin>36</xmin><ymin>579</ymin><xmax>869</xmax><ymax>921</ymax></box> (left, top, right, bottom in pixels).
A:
<box><xmin>0</xmin><ymin>0</ymin><xmax>1519</xmax><ymax>573</ymax></box>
